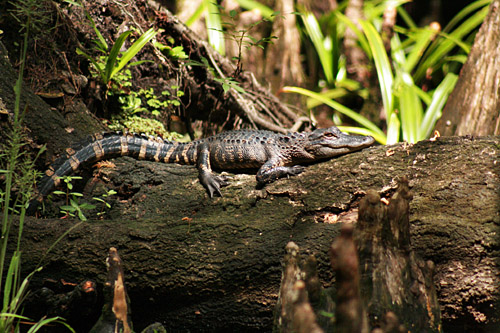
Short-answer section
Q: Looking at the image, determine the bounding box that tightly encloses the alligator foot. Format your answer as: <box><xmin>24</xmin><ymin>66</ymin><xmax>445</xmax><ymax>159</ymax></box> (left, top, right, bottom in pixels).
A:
<box><xmin>200</xmin><ymin>172</ymin><xmax>230</xmax><ymax>198</ymax></box>
<box><xmin>256</xmin><ymin>165</ymin><xmax>306</xmax><ymax>187</ymax></box>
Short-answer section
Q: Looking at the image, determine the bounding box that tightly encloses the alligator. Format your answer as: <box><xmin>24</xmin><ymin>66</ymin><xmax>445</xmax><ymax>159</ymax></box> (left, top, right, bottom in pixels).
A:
<box><xmin>27</xmin><ymin>126</ymin><xmax>374</xmax><ymax>214</ymax></box>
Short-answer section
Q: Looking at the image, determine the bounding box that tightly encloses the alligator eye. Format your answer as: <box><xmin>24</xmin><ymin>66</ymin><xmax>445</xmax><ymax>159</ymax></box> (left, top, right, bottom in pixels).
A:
<box><xmin>324</xmin><ymin>132</ymin><xmax>336</xmax><ymax>138</ymax></box>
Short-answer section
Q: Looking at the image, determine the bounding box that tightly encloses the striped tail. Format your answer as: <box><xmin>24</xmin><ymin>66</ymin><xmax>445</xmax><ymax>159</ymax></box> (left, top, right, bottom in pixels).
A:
<box><xmin>27</xmin><ymin>132</ymin><xmax>199</xmax><ymax>215</ymax></box>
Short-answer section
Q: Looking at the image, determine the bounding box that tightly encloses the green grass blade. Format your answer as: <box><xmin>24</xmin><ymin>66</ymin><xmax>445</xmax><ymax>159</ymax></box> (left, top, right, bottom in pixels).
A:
<box><xmin>282</xmin><ymin>86</ymin><xmax>386</xmax><ymax>142</ymax></box>
<box><xmin>444</xmin><ymin>54</ymin><xmax>468</xmax><ymax>65</ymax></box>
<box><xmin>76</xmin><ymin>48</ymin><xmax>105</xmax><ymax>81</ymax></box>
<box><xmin>334</xmin><ymin>11</ymin><xmax>371</xmax><ymax>56</ymax></box>
<box><xmin>396</xmin><ymin>5</ymin><xmax>417</xmax><ymax>29</ymax></box>
<box><xmin>399</xmin><ymin>81</ymin><xmax>423</xmax><ymax>143</ymax></box>
<box><xmin>390</xmin><ymin>33</ymin><xmax>406</xmax><ymax>69</ymax></box>
<box><xmin>104</xmin><ymin>30</ymin><xmax>133</xmax><ymax>83</ymax></box>
<box><xmin>403</xmin><ymin>27</ymin><xmax>436</xmax><ymax>73</ymax></box>
<box><xmin>185</xmin><ymin>1</ymin><xmax>207</xmax><ymax>27</ymax></box>
<box><xmin>386</xmin><ymin>113</ymin><xmax>400</xmax><ymax>144</ymax></box>
<box><xmin>204</xmin><ymin>0</ymin><xmax>225</xmax><ymax>55</ymax></box>
<box><xmin>8</xmin><ymin>269</ymin><xmax>31</xmax><ymax>315</ymax></box>
<box><xmin>235</xmin><ymin>0</ymin><xmax>274</xmax><ymax>20</ymax></box>
<box><xmin>301</xmin><ymin>11</ymin><xmax>334</xmax><ymax>85</ymax></box>
<box><xmin>306</xmin><ymin>87</ymin><xmax>349</xmax><ymax>108</ymax></box>
<box><xmin>437</xmin><ymin>31</ymin><xmax>472</xmax><ymax>54</ymax></box>
<box><xmin>0</xmin><ymin>313</ymin><xmax>29</xmax><ymax>320</ymax></box>
<box><xmin>337</xmin><ymin>126</ymin><xmax>386</xmax><ymax>143</ymax></box>
<box><xmin>411</xmin><ymin>84</ymin><xmax>432</xmax><ymax>105</ymax></box>
<box><xmin>27</xmin><ymin>316</ymin><xmax>75</xmax><ymax>333</ymax></box>
<box><xmin>3</xmin><ymin>251</ymin><xmax>19</xmax><ymax>311</ymax></box>
<box><xmin>84</xmin><ymin>10</ymin><xmax>108</xmax><ymax>51</ymax></box>
<box><xmin>419</xmin><ymin>73</ymin><xmax>458</xmax><ymax>140</ymax></box>
<box><xmin>441</xmin><ymin>0</ymin><xmax>491</xmax><ymax>34</ymax></box>
<box><xmin>360</xmin><ymin>20</ymin><xmax>394</xmax><ymax>121</ymax></box>
<box><xmin>415</xmin><ymin>3</ymin><xmax>489</xmax><ymax>81</ymax></box>
<box><xmin>111</xmin><ymin>28</ymin><xmax>158</xmax><ymax>79</ymax></box>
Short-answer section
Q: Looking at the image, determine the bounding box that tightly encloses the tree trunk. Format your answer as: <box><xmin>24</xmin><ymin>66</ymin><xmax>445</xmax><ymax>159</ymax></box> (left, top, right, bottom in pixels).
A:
<box><xmin>435</xmin><ymin>0</ymin><xmax>500</xmax><ymax>136</ymax></box>
<box><xmin>15</xmin><ymin>135</ymin><xmax>500</xmax><ymax>331</ymax></box>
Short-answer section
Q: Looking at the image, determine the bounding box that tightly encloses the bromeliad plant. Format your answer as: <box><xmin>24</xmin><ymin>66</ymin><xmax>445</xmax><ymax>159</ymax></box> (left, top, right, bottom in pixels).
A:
<box><xmin>70</xmin><ymin>0</ymin><xmax>157</xmax><ymax>91</ymax></box>
<box><xmin>285</xmin><ymin>0</ymin><xmax>489</xmax><ymax>144</ymax></box>
<box><xmin>76</xmin><ymin>25</ymin><xmax>158</xmax><ymax>91</ymax></box>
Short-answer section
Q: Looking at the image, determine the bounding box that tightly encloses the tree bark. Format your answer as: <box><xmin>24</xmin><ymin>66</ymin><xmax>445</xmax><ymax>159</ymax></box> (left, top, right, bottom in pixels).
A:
<box><xmin>435</xmin><ymin>0</ymin><xmax>500</xmax><ymax>136</ymax></box>
<box><xmin>15</xmin><ymin>135</ymin><xmax>500</xmax><ymax>331</ymax></box>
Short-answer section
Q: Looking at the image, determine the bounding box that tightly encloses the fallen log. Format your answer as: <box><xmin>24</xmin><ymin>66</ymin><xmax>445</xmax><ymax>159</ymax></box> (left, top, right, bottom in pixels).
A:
<box><xmin>14</xmin><ymin>135</ymin><xmax>500</xmax><ymax>331</ymax></box>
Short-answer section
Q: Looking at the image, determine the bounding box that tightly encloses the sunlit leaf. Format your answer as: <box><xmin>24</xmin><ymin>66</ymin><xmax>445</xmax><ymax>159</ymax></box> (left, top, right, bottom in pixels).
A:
<box><xmin>205</xmin><ymin>0</ymin><xmax>225</xmax><ymax>55</ymax></box>
<box><xmin>234</xmin><ymin>0</ymin><xmax>275</xmax><ymax>19</ymax></box>
<box><xmin>419</xmin><ymin>73</ymin><xmax>458</xmax><ymax>140</ymax></box>
<box><xmin>399</xmin><ymin>81</ymin><xmax>422</xmax><ymax>143</ymax></box>
<box><xmin>386</xmin><ymin>113</ymin><xmax>400</xmax><ymax>144</ymax></box>
<box><xmin>360</xmin><ymin>20</ymin><xmax>394</xmax><ymax>121</ymax></box>
<box><xmin>282</xmin><ymin>86</ymin><xmax>386</xmax><ymax>143</ymax></box>
<box><xmin>110</xmin><ymin>28</ymin><xmax>158</xmax><ymax>79</ymax></box>
<box><xmin>301</xmin><ymin>11</ymin><xmax>334</xmax><ymax>85</ymax></box>
<box><xmin>414</xmin><ymin>1</ymin><xmax>489</xmax><ymax>81</ymax></box>
<box><xmin>185</xmin><ymin>1</ymin><xmax>207</xmax><ymax>27</ymax></box>
<box><xmin>334</xmin><ymin>11</ymin><xmax>371</xmax><ymax>56</ymax></box>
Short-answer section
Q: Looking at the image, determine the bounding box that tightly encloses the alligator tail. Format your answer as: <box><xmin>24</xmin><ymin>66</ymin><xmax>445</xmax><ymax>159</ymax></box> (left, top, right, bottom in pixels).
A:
<box><xmin>27</xmin><ymin>132</ymin><xmax>198</xmax><ymax>215</ymax></box>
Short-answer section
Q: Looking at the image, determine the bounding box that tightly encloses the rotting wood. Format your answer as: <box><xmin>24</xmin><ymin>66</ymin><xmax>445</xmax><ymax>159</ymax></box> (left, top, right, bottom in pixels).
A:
<box><xmin>89</xmin><ymin>247</ymin><xmax>133</xmax><ymax>333</ymax></box>
<box><xmin>355</xmin><ymin>179</ymin><xmax>440</xmax><ymax>332</ymax></box>
<box><xmin>330</xmin><ymin>223</ymin><xmax>369</xmax><ymax>333</ymax></box>
<box><xmin>274</xmin><ymin>179</ymin><xmax>437</xmax><ymax>332</ymax></box>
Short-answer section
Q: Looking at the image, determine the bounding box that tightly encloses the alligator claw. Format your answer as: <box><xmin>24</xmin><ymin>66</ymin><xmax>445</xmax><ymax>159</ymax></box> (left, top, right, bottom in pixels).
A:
<box><xmin>288</xmin><ymin>165</ymin><xmax>306</xmax><ymax>176</ymax></box>
<box><xmin>200</xmin><ymin>172</ymin><xmax>230</xmax><ymax>198</ymax></box>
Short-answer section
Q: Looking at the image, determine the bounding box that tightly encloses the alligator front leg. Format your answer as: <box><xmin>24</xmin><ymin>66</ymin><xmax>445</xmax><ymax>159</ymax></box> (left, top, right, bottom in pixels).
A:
<box><xmin>196</xmin><ymin>143</ymin><xmax>228</xmax><ymax>198</ymax></box>
<box><xmin>256</xmin><ymin>159</ymin><xmax>306</xmax><ymax>185</ymax></box>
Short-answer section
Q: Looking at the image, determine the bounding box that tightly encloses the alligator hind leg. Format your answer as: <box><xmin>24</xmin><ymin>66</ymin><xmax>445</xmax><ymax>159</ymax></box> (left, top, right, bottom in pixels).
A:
<box><xmin>256</xmin><ymin>159</ymin><xmax>306</xmax><ymax>185</ymax></box>
<box><xmin>196</xmin><ymin>144</ymin><xmax>229</xmax><ymax>197</ymax></box>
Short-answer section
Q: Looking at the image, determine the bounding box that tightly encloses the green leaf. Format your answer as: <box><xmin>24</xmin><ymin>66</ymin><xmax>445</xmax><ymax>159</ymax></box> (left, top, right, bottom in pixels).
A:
<box><xmin>396</xmin><ymin>5</ymin><xmax>417</xmax><ymax>29</ymax></box>
<box><xmin>84</xmin><ymin>10</ymin><xmax>108</xmax><ymax>52</ymax></box>
<box><xmin>282</xmin><ymin>86</ymin><xmax>386</xmax><ymax>144</ymax></box>
<box><xmin>334</xmin><ymin>12</ymin><xmax>371</xmax><ymax>56</ymax></box>
<box><xmin>418</xmin><ymin>73</ymin><xmax>458</xmax><ymax>140</ymax></box>
<box><xmin>110</xmin><ymin>28</ymin><xmax>158</xmax><ymax>80</ymax></box>
<box><xmin>77</xmin><ymin>209</ymin><xmax>87</xmax><ymax>221</ymax></box>
<box><xmin>337</xmin><ymin>126</ymin><xmax>378</xmax><ymax>138</ymax></box>
<box><xmin>415</xmin><ymin>2</ymin><xmax>489</xmax><ymax>81</ymax></box>
<box><xmin>360</xmin><ymin>20</ymin><xmax>394</xmax><ymax>122</ymax></box>
<box><xmin>386</xmin><ymin>113</ymin><xmax>401</xmax><ymax>144</ymax></box>
<box><xmin>3</xmin><ymin>251</ymin><xmax>19</xmax><ymax>311</ymax></box>
<box><xmin>205</xmin><ymin>0</ymin><xmax>225</xmax><ymax>55</ymax></box>
<box><xmin>301</xmin><ymin>11</ymin><xmax>334</xmax><ymax>85</ymax></box>
<box><xmin>402</xmin><ymin>27</ymin><xmax>436</xmax><ymax>73</ymax></box>
<box><xmin>63</xmin><ymin>0</ymin><xmax>81</xmax><ymax>6</ymax></box>
<box><xmin>234</xmin><ymin>0</ymin><xmax>275</xmax><ymax>20</ymax></box>
<box><xmin>76</xmin><ymin>47</ymin><xmax>104</xmax><ymax>79</ymax></box>
<box><xmin>399</xmin><ymin>80</ymin><xmax>422</xmax><ymax>143</ymax></box>
<box><xmin>60</xmin><ymin>205</ymin><xmax>76</xmax><ymax>212</ymax></box>
<box><xmin>441</xmin><ymin>0</ymin><xmax>491</xmax><ymax>34</ymax></box>
<box><xmin>186</xmin><ymin>1</ymin><xmax>207</xmax><ymax>27</ymax></box>
<box><xmin>27</xmin><ymin>316</ymin><xmax>75</xmax><ymax>333</ymax></box>
<box><xmin>444</xmin><ymin>54</ymin><xmax>468</xmax><ymax>64</ymax></box>
<box><xmin>104</xmin><ymin>30</ymin><xmax>133</xmax><ymax>83</ymax></box>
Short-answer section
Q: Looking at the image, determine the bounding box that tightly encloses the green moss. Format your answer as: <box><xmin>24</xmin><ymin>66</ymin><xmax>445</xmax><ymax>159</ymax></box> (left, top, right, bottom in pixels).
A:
<box><xmin>108</xmin><ymin>116</ymin><xmax>184</xmax><ymax>140</ymax></box>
